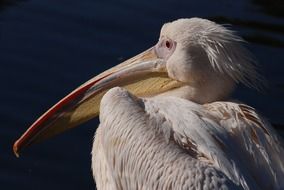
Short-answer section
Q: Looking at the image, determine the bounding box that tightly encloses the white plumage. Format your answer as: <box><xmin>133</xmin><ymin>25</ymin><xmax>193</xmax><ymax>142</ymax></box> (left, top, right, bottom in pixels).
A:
<box><xmin>92</xmin><ymin>87</ymin><xmax>284</xmax><ymax>190</ymax></box>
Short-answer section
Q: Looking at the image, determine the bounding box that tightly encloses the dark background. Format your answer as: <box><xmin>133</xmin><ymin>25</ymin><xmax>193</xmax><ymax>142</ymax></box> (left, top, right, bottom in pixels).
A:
<box><xmin>1</xmin><ymin>0</ymin><xmax>284</xmax><ymax>189</ymax></box>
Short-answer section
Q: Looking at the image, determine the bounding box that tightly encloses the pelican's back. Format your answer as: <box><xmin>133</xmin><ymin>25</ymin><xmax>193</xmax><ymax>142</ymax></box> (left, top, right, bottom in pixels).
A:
<box><xmin>92</xmin><ymin>87</ymin><xmax>284</xmax><ymax>190</ymax></box>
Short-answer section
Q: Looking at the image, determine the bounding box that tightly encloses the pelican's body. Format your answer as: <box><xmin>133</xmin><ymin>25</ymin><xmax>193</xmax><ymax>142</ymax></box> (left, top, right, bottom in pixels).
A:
<box><xmin>14</xmin><ymin>18</ymin><xmax>284</xmax><ymax>190</ymax></box>
<box><xmin>92</xmin><ymin>89</ymin><xmax>284</xmax><ymax>190</ymax></box>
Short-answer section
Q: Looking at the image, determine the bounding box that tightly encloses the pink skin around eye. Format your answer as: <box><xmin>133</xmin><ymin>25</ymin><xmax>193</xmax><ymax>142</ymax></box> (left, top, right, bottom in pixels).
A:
<box><xmin>154</xmin><ymin>38</ymin><xmax>176</xmax><ymax>60</ymax></box>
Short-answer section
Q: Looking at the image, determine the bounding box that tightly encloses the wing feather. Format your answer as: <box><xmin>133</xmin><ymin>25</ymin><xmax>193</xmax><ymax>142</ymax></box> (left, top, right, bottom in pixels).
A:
<box><xmin>146</xmin><ymin>97</ymin><xmax>284</xmax><ymax>190</ymax></box>
<box><xmin>94</xmin><ymin>88</ymin><xmax>284</xmax><ymax>190</ymax></box>
<box><xmin>204</xmin><ymin>102</ymin><xmax>284</xmax><ymax>189</ymax></box>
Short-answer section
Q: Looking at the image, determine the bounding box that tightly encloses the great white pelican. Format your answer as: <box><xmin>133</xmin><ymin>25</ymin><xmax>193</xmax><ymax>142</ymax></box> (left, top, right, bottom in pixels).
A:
<box><xmin>13</xmin><ymin>18</ymin><xmax>284</xmax><ymax>190</ymax></box>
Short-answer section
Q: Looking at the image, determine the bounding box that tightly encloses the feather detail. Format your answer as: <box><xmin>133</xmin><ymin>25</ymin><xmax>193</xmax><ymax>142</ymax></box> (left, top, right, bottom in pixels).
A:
<box><xmin>93</xmin><ymin>88</ymin><xmax>284</xmax><ymax>190</ymax></box>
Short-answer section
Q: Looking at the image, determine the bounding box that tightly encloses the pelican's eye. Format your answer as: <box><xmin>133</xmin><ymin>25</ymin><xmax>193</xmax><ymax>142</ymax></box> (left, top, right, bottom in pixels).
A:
<box><xmin>155</xmin><ymin>38</ymin><xmax>176</xmax><ymax>60</ymax></box>
<box><xmin>166</xmin><ymin>40</ymin><xmax>171</xmax><ymax>49</ymax></box>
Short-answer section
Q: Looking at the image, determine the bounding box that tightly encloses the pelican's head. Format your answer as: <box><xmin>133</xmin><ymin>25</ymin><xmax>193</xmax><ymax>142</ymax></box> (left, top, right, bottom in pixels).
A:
<box><xmin>155</xmin><ymin>18</ymin><xmax>260</xmax><ymax>103</ymax></box>
<box><xmin>13</xmin><ymin>18</ymin><xmax>261</xmax><ymax>156</ymax></box>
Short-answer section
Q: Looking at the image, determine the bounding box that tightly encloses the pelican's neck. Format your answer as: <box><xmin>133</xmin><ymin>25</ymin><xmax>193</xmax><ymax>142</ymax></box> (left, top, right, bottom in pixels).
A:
<box><xmin>156</xmin><ymin>77</ymin><xmax>235</xmax><ymax>104</ymax></box>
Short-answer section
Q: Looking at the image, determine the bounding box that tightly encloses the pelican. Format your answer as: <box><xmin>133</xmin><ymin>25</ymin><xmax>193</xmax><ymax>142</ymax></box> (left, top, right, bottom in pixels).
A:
<box><xmin>14</xmin><ymin>18</ymin><xmax>284</xmax><ymax>190</ymax></box>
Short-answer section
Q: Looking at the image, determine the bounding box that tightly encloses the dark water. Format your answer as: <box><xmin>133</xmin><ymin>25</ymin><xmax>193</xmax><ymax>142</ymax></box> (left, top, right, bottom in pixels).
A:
<box><xmin>0</xmin><ymin>0</ymin><xmax>284</xmax><ymax>189</ymax></box>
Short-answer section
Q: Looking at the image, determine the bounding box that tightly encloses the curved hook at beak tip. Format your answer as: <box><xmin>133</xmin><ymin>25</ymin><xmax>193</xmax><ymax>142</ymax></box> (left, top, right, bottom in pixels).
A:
<box><xmin>13</xmin><ymin>141</ymin><xmax>20</xmax><ymax>158</ymax></box>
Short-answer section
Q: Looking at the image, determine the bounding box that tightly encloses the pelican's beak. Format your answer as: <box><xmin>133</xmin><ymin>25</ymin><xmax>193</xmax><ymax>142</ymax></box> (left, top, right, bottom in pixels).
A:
<box><xmin>13</xmin><ymin>47</ymin><xmax>182</xmax><ymax>157</ymax></box>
